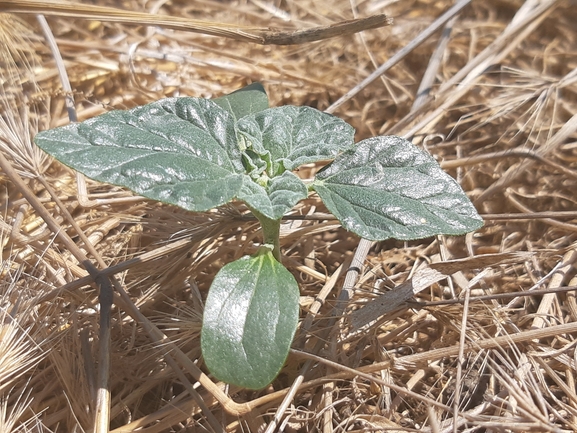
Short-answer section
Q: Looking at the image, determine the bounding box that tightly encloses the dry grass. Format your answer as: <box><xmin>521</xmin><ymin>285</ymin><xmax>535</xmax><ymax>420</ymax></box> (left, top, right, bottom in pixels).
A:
<box><xmin>1</xmin><ymin>0</ymin><xmax>577</xmax><ymax>431</ymax></box>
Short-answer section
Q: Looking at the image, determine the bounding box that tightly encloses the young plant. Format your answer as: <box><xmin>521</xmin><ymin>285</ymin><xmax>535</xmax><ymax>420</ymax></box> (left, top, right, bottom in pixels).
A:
<box><xmin>34</xmin><ymin>83</ymin><xmax>483</xmax><ymax>389</ymax></box>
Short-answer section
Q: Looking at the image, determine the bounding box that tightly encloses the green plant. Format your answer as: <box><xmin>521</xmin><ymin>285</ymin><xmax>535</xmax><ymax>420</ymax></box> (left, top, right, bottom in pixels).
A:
<box><xmin>34</xmin><ymin>83</ymin><xmax>483</xmax><ymax>389</ymax></box>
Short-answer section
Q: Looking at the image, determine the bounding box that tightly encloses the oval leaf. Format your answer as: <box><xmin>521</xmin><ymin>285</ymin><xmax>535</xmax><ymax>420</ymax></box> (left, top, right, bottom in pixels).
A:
<box><xmin>213</xmin><ymin>82</ymin><xmax>269</xmax><ymax>121</ymax></box>
<box><xmin>312</xmin><ymin>135</ymin><xmax>483</xmax><ymax>241</ymax></box>
<box><xmin>34</xmin><ymin>98</ymin><xmax>245</xmax><ymax>212</ymax></box>
<box><xmin>236</xmin><ymin>106</ymin><xmax>354</xmax><ymax>175</ymax></box>
<box><xmin>237</xmin><ymin>171</ymin><xmax>308</xmax><ymax>220</ymax></box>
<box><xmin>201</xmin><ymin>250</ymin><xmax>300</xmax><ymax>389</ymax></box>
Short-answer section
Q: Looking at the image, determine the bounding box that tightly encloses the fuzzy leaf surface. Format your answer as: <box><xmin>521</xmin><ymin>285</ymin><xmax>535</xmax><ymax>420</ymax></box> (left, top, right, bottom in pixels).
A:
<box><xmin>201</xmin><ymin>250</ymin><xmax>300</xmax><ymax>389</ymax></box>
<box><xmin>213</xmin><ymin>82</ymin><xmax>269</xmax><ymax>121</ymax></box>
<box><xmin>236</xmin><ymin>106</ymin><xmax>354</xmax><ymax>175</ymax></box>
<box><xmin>237</xmin><ymin>171</ymin><xmax>308</xmax><ymax>220</ymax></box>
<box><xmin>312</xmin><ymin>135</ymin><xmax>484</xmax><ymax>241</ymax></box>
<box><xmin>34</xmin><ymin>98</ymin><xmax>246</xmax><ymax>211</ymax></box>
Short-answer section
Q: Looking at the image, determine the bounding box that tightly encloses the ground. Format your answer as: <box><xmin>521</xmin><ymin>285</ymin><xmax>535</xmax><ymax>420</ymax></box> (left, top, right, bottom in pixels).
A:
<box><xmin>1</xmin><ymin>0</ymin><xmax>577</xmax><ymax>431</ymax></box>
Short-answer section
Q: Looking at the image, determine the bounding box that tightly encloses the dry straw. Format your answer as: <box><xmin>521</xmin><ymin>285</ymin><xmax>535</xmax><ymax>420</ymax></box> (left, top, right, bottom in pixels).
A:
<box><xmin>1</xmin><ymin>0</ymin><xmax>577</xmax><ymax>432</ymax></box>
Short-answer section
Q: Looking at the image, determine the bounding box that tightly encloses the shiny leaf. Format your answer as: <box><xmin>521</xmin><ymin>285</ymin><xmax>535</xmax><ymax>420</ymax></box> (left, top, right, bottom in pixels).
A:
<box><xmin>213</xmin><ymin>82</ymin><xmax>269</xmax><ymax>121</ymax></box>
<box><xmin>201</xmin><ymin>250</ymin><xmax>300</xmax><ymax>389</ymax></box>
<box><xmin>237</xmin><ymin>106</ymin><xmax>354</xmax><ymax>175</ymax></box>
<box><xmin>34</xmin><ymin>97</ymin><xmax>245</xmax><ymax>211</ymax></box>
<box><xmin>312</xmin><ymin>135</ymin><xmax>483</xmax><ymax>241</ymax></box>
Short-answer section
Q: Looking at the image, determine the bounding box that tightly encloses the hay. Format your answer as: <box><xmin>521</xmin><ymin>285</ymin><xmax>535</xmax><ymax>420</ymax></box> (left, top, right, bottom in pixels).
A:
<box><xmin>1</xmin><ymin>0</ymin><xmax>577</xmax><ymax>431</ymax></box>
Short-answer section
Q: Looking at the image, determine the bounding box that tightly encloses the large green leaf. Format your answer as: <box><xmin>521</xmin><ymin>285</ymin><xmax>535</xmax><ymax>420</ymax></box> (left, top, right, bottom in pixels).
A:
<box><xmin>312</xmin><ymin>135</ymin><xmax>484</xmax><ymax>241</ymax></box>
<box><xmin>34</xmin><ymin>98</ymin><xmax>246</xmax><ymax>212</ymax></box>
<box><xmin>213</xmin><ymin>82</ymin><xmax>269</xmax><ymax>121</ymax></box>
<box><xmin>237</xmin><ymin>171</ymin><xmax>308</xmax><ymax>220</ymax></box>
<box><xmin>201</xmin><ymin>250</ymin><xmax>300</xmax><ymax>389</ymax></box>
<box><xmin>236</xmin><ymin>106</ymin><xmax>354</xmax><ymax>176</ymax></box>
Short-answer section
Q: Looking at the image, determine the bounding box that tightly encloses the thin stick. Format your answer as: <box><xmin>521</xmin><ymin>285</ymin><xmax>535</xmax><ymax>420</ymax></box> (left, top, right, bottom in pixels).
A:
<box><xmin>531</xmin><ymin>248</ymin><xmax>577</xmax><ymax>330</ymax></box>
<box><xmin>440</xmin><ymin>148</ymin><xmax>577</xmax><ymax>179</ymax></box>
<box><xmin>36</xmin><ymin>15</ymin><xmax>76</xmax><ymax>122</ymax></box>
<box><xmin>36</xmin><ymin>14</ymin><xmax>110</xmax><ymax>433</ymax></box>
<box><xmin>409</xmin><ymin>284</ymin><xmax>577</xmax><ymax>308</ymax></box>
<box><xmin>453</xmin><ymin>281</ymin><xmax>472</xmax><ymax>433</ymax></box>
<box><xmin>482</xmin><ymin>211</ymin><xmax>577</xmax><ymax>220</ymax></box>
<box><xmin>0</xmin><ymin>0</ymin><xmax>391</xmax><ymax>45</ymax></box>
<box><xmin>506</xmin><ymin>192</ymin><xmax>577</xmax><ymax>233</ymax></box>
<box><xmin>337</xmin><ymin>237</ymin><xmax>373</xmax><ymax>314</ymax></box>
<box><xmin>326</xmin><ymin>0</ymin><xmax>473</xmax><ymax>114</ymax></box>
<box><xmin>411</xmin><ymin>14</ymin><xmax>458</xmax><ymax>112</ymax></box>
<box><xmin>263</xmin><ymin>363</ymin><xmax>309</xmax><ymax>433</ymax></box>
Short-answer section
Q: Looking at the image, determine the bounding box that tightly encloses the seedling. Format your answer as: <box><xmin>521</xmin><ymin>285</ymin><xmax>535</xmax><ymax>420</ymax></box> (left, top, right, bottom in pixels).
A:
<box><xmin>34</xmin><ymin>83</ymin><xmax>483</xmax><ymax>389</ymax></box>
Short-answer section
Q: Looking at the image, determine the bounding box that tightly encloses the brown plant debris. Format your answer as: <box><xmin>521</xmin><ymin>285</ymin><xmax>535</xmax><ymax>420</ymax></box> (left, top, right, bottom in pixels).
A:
<box><xmin>1</xmin><ymin>0</ymin><xmax>577</xmax><ymax>432</ymax></box>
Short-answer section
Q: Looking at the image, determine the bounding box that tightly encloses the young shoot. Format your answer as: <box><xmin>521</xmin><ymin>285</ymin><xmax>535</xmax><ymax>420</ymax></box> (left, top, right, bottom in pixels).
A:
<box><xmin>35</xmin><ymin>83</ymin><xmax>483</xmax><ymax>389</ymax></box>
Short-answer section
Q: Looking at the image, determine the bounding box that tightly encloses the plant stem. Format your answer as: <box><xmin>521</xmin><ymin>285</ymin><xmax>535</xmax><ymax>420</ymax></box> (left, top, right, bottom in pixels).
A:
<box><xmin>251</xmin><ymin>210</ymin><xmax>282</xmax><ymax>263</ymax></box>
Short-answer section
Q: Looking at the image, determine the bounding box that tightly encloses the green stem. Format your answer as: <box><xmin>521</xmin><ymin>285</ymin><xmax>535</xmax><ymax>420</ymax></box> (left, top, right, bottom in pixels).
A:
<box><xmin>251</xmin><ymin>209</ymin><xmax>282</xmax><ymax>263</ymax></box>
